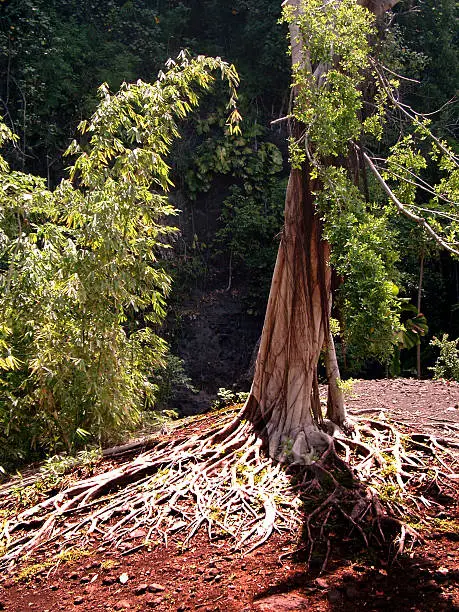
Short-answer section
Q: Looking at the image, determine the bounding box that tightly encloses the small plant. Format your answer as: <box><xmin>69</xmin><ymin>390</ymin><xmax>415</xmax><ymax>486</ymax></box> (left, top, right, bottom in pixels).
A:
<box><xmin>100</xmin><ymin>559</ymin><xmax>120</xmax><ymax>570</ymax></box>
<box><xmin>377</xmin><ymin>482</ymin><xmax>403</xmax><ymax>504</ymax></box>
<box><xmin>11</xmin><ymin>448</ymin><xmax>102</xmax><ymax>509</ymax></box>
<box><xmin>15</xmin><ymin>548</ymin><xmax>90</xmax><ymax>582</ymax></box>
<box><xmin>211</xmin><ymin>388</ymin><xmax>249</xmax><ymax>410</ymax></box>
<box><xmin>430</xmin><ymin>335</ymin><xmax>459</xmax><ymax>382</ymax></box>
<box><xmin>337</xmin><ymin>378</ymin><xmax>356</xmax><ymax>399</ymax></box>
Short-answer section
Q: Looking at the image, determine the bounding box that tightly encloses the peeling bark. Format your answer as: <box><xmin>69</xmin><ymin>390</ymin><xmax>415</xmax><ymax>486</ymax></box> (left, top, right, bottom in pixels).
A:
<box><xmin>245</xmin><ymin>167</ymin><xmax>332</xmax><ymax>462</ymax></box>
<box><xmin>325</xmin><ymin>331</ymin><xmax>346</xmax><ymax>426</ymax></box>
<box><xmin>242</xmin><ymin>0</ymin><xmax>402</xmax><ymax>462</ymax></box>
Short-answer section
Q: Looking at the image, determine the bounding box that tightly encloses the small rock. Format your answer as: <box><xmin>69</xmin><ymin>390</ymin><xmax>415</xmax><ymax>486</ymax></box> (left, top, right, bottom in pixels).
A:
<box><xmin>315</xmin><ymin>578</ymin><xmax>328</xmax><ymax>589</ymax></box>
<box><xmin>148</xmin><ymin>583</ymin><xmax>166</xmax><ymax>593</ymax></box>
<box><xmin>119</xmin><ymin>573</ymin><xmax>129</xmax><ymax>585</ymax></box>
<box><xmin>114</xmin><ymin>600</ymin><xmax>131</xmax><ymax>610</ymax></box>
<box><xmin>345</xmin><ymin>586</ymin><xmax>359</xmax><ymax>600</ymax></box>
<box><xmin>146</xmin><ymin>597</ymin><xmax>163</xmax><ymax>608</ymax></box>
<box><xmin>134</xmin><ymin>583</ymin><xmax>148</xmax><ymax>595</ymax></box>
<box><xmin>80</xmin><ymin>575</ymin><xmax>91</xmax><ymax>584</ymax></box>
<box><xmin>423</xmin><ymin>580</ymin><xmax>441</xmax><ymax>592</ymax></box>
<box><xmin>49</xmin><ymin>584</ymin><xmax>59</xmax><ymax>591</ymax></box>
<box><xmin>90</xmin><ymin>561</ymin><xmax>101</xmax><ymax>569</ymax></box>
<box><xmin>74</xmin><ymin>597</ymin><xmax>84</xmax><ymax>605</ymax></box>
<box><xmin>129</xmin><ymin>528</ymin><xmax>147</xmax><ymax>539</ymax></box>
<box><xmin>328</xmin><ymin>589</ymin><xmax>342</xmax><ymax>604</ymax></box>
<box><xmin>102</xmin><ymin>576</ymin><xmax>116</xmax><ymax>586</ymax></box>
<box><xmin>169</xmin><ymin>520</ymin><xmax>187</xmax><ymax>533</ymax></box>
<box><xmin>253</xmin><ymin>593</ymin><xmax>309</xmax><ymax>611</ymax></box>
<box><xmin>69</xmin><ymin>572</ymin><xmax>79</xmax><ymax>580</ymax></box>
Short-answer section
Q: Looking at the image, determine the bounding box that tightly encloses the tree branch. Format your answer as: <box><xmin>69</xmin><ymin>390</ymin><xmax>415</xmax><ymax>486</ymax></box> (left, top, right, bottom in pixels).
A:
<box><xmin>363</xmin><ymin>152</ymin><xmax>459</xmax><ymax>257</ymax></box>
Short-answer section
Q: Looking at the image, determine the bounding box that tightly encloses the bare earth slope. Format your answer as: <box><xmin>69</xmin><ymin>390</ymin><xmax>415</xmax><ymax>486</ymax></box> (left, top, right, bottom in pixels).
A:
<box><xmin>1</xmin><ymin>379</ymin><xmax>458</xmax><ymax>612</ymax></box>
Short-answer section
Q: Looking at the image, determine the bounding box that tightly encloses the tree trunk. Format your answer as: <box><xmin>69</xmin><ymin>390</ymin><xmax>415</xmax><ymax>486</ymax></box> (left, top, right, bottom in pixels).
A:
<box><xmin>325</xmin><ymin>331</ymin><xmax>346</xmax><ymax>426</ymax></box>
<box><xmin>417</xmin><ymin>249</ymin><xmax>424</xmax><ymax>379</ymax></box>
<box><xmin>241</xmin><ymin>0</ymin><xmax>401</xmax><ymax>463</ymax></box>
<box><xmin>244</xmin><ymin>166</ymin><xmax>332</xmax><ymax>462</ymax></box>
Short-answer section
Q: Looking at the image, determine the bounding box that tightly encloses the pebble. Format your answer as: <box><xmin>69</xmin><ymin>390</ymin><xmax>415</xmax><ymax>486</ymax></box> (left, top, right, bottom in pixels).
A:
<box><xmin>345</xmin><ymin>586</ymin><xmax>359</xmax><ymax>599</ymax></box>
<box><xmin>328</xmin><ymin>589</ymin><xmax>342</xmax><ymax>604</ymax></box>
<box><xmin>146</xmin><ymin>597</ymin><xmax>163</xmax><ymax>608</ymax></box>
<box><xmin>80</xmin><ymin>575</ymin><xmax>91</xmax><ymax>584</ymax></box>
<box><xmin>315</xmin><ymin>578</ymin><xmax>328</xmax><ymax>589</ymax></box>
<box><xmin>134</xmin><ymin>583</ymin><xmax>148</xmax><ymax>595</ymax></box>
<box><xmin>148</xmin><ymin>583</ymin><xmax>166</xmax><ymax>593</ymax></box>
<box><xmin>102</xmin><ymin>576</ymin><xmax>116</xmax><ymax>586</ymax></box>
<box><xmin>130</xmin><ymin>528</ymin><xmax>147</xmax><ymax>539</ymax></box>
<box><xmin>253</xmin><ymin>593</ymin><xmax>309</xmax><ymax>611</ymax></box>
<box><xmin>114</xmin><ymin>601</ymin><xmax>131</xmax><ymax>610</ymax></box>
<box><xmin>74</xmin><ymin>597</ymin><xmax>84</xmax><ymax>605</ymax></box>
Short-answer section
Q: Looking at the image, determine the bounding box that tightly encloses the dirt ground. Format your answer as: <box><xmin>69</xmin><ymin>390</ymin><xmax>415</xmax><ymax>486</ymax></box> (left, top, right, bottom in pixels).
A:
<box><xmin>1</xmin><ymin>379</ymin><xmax>458</xmax><ymax>612</ymax></box>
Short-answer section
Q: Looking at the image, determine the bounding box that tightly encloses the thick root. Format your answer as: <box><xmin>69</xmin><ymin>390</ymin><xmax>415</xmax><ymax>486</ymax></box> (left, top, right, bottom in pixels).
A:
<box><xmin>1</xmin><ymin>409</ymin><xmax>457</xmax><ymax>576</ymax></box>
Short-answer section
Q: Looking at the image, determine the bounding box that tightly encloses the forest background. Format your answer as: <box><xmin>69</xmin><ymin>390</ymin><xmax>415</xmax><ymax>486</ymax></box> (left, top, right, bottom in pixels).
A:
<box><xmin>0</xmin><ymin>0</ymin><xmax>458</xmax><ymax>469</ymax></box>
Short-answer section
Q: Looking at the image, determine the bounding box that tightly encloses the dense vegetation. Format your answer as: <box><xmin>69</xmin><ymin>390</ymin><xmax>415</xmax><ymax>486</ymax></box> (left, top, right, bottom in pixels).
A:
<box><xmin>0</xmin><ymin>0</ymin><xmax>458</xmax><ymax>468</ymax></box>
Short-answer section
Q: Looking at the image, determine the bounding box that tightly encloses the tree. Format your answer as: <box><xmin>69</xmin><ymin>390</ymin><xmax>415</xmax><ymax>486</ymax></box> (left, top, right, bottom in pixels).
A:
<box><xmin>2</xmin><ymin>0</ymin><xmax>457</xmax><ymax>573</ymax></box>
<box><xmin>238</xmin><ymin>0</ymin><xmax>401</xmax><ymax>460</ymax></box>
<box><xmin>0</xmin><ymin>53</ymin><xmax>240</xmax><ymax>466</ymax></box>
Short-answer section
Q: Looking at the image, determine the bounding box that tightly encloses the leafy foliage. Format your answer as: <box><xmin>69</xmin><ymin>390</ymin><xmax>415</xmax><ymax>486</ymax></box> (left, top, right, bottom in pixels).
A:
<box><xmin>430</xmin><ymin>334</ymin><xmax>459</xmax><ymax>382</ymax></box>
<box><xmin>0</xmin><ymin>53</ymin><xmax>240</xmax><ymax>467</ymax></box>
<box><xmin>319</xmin><ymin>168</ymin><xmax>400</xmax><ymax>364</ymax></box>
<box><xmin>283</xmin><ymin>0</ymin><xmax>375</xmax><ymax>160</ymax></box>
<box><xmin>282</xmin><ymin>0</ymin><xmax>458</xmax><ymax>371</ymax></box>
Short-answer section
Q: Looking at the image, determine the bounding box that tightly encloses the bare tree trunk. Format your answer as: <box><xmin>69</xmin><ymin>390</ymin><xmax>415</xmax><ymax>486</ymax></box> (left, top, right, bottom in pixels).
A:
<box><xmin>243</xmin><ymin>166</ymin><xmax>332</xmax><ymax>462</ymax></box>
<box><xmin>417</xmin><ymin>248</ymin><xmax>425</xmax><ymax>379</ymax></box>
<box><xmin>325</xmin><ymin>331</ymin><xmax>346</xmax><ymax>426</ymax></box>
<box><xmin>240</xmin><ymin>0</ymin><xmax>401</xmax><ymax>463</ymax></box>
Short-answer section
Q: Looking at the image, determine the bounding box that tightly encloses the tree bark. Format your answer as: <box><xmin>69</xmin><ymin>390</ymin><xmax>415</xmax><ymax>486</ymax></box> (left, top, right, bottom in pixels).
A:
<box><xmin>417</xmin><ymin>248</ymin><xmax>425</xmax><ymax>379</ymax></box>
<box><xmin>241</xmin><ymin>0</ymin><xmax>401</xmax><ymax>462</ymax></box>
<box><xmin>358</xmin><ymin>0</ymin><xmax>400</xmax><ymax>16</ymax></box>
<box><xmin>245</xmin><ymin>167</ymin><xmax>332</xmax><ymax>462</ymax></box>
<box><xmin>325</xmin><ymin>331</ymin><xmax>346</xmax><ymax>426</ymax></box>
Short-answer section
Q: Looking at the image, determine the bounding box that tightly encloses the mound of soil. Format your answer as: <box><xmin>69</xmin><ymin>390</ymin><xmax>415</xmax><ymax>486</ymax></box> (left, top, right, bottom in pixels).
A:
<box><xmin>1</xmin><ymin>379</ymin><xmax>458</xmax><ymax>612</ymax></box>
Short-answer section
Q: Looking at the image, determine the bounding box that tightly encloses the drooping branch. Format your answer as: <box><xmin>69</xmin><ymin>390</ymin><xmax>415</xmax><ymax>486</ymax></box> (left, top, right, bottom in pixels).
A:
<box><xmin>371</xmin><ymin>60</ymin><xmax>459</xmax><ymax>168</ymax></box>
<box><xmin>363</xmin><ymin>152</ymin><xmax>459</xmax><ymax>256</ymax></box>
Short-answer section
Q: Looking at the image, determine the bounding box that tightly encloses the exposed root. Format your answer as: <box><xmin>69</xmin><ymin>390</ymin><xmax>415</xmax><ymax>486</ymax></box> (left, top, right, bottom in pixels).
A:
<box><xmin>1</xmin><ymin>409</ymin><xmax>457</xmax><ymax>576</ymax></box>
